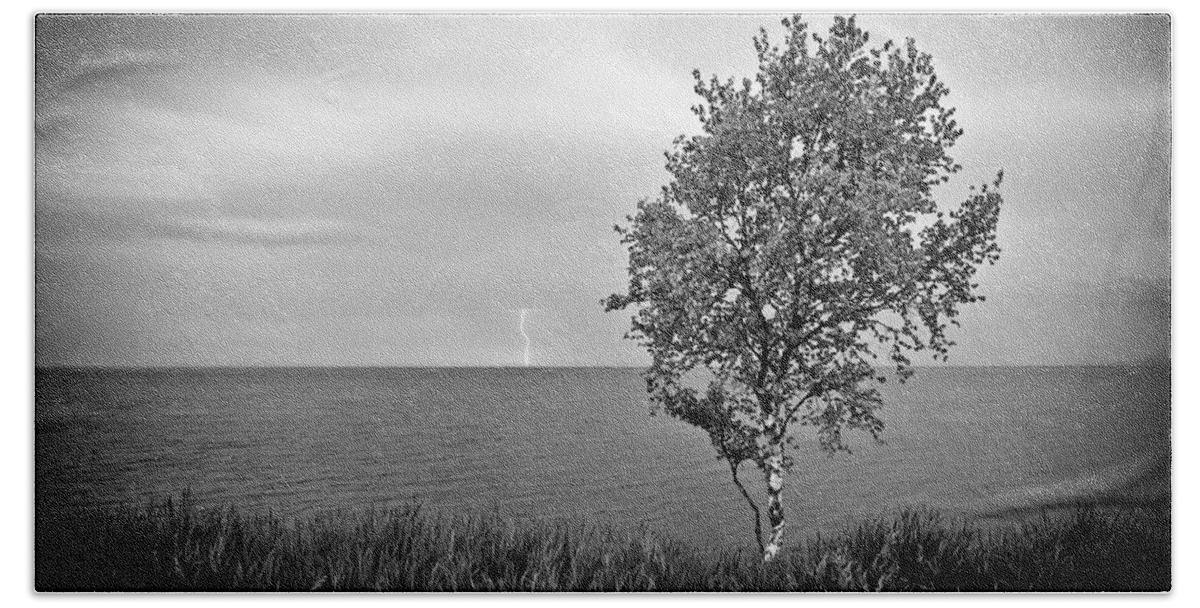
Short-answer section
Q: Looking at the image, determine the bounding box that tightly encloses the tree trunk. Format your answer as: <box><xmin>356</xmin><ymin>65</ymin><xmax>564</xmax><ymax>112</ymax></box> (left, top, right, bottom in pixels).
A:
<box><xmin>762</xmin><ymin>441</ymin><xmax>786</xmax><ymax>562</ymax></box>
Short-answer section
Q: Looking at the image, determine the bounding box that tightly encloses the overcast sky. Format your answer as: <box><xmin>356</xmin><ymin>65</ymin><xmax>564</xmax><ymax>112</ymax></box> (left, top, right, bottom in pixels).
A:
<box><xmin>34</xmin><ymin>13</ymin><xmax>1170</xmax><ymax>367</ymax></box>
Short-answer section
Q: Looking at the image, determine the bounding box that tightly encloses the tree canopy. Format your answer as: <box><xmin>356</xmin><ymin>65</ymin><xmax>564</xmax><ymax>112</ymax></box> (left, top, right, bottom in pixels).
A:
<box><xmin>605</xmin><ymin>15</ymin><xmax>1003</xmax><ymax>560</ymax></box>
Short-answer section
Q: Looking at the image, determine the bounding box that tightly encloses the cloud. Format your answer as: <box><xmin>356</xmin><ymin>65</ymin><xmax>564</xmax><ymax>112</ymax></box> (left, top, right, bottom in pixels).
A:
<box><xmin>36</xmin><ymin>204</ymin><xmax>365</xmax><ymax>248</ymax></box>
<box><xmin>60</xmin><ymin>51</ymin><xmax>183</xmax><ymax>95</ymax></box>
<box><xmin>157</xmin><ymin>216</ymin><xmax>361</xmax><ymax>245</ymax></box>
<box><xmin>76</xmin><ymin>49</ymin><xmax>172</xmax><ymax>72</ymax></box>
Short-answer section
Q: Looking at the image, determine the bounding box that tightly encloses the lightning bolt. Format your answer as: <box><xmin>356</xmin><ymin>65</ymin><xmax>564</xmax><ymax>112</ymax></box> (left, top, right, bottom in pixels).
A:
<box><xmin>519</xmin><ymin>308</ymin><xmax>532</xmax><ymax>367</ymax></box>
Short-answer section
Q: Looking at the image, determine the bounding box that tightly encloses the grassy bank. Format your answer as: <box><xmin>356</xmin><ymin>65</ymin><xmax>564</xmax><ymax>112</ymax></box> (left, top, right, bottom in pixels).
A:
<box><xmin>35</xmin><ymin>495</ymin><xmax>1169</xmax><ymax>592</ymax></box>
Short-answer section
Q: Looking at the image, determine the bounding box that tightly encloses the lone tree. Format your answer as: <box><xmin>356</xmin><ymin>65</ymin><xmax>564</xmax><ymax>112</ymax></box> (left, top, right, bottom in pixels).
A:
<box><xmin>605</xmin><ymin>15</ymin><xmax>1002</xmax><ymax>561</ymax></box>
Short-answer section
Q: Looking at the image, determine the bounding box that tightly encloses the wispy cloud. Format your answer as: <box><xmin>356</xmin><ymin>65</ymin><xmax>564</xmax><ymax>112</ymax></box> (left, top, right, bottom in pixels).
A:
<box><xmin>158</xmin><ymin>216</ymin><xmax>361</xmax><ymax>245</ymax></box>
<box><xmin>37</xmin><ymin>205</ymin><xmax>365</xmax><ymax>248</ymax></box>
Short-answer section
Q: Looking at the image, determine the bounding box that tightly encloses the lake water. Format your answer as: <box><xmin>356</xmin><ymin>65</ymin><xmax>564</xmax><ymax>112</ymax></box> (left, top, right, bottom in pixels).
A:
<box><xmin>35</xmin><ymin>366</ymin><xmax>1170</xmax><ymax>549</ymax></box>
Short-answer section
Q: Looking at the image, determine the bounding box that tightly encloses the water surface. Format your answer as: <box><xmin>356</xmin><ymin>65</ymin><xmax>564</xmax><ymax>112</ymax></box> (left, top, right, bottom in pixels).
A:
<box><xmin>35</xmin><ymin>365</ymin><xmax>1169</xmax><ymax>548</ymax></box>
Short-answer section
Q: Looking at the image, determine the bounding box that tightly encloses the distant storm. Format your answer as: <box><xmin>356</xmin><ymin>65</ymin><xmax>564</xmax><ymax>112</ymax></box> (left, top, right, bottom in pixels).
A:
<box><xmin>34</xmin><ymin>14</ymin><xmax>1170</xmax><ymax>367</ymax></box>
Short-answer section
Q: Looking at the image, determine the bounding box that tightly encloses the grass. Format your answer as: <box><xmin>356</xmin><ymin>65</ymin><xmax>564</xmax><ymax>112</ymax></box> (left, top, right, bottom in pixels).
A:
<box><xmin>35</xmin><ymin>495</ymin><xmax>1169</xmax><ymax>592</ymax></box>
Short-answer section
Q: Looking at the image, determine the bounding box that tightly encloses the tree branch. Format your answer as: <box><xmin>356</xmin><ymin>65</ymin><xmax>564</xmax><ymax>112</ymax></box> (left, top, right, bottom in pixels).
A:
<box><xmin>728</xmin><ymin>460</ymin><xmax>764</xmax><ymax>555</ymax></box>
<box><xmin>781</xmin><ymin>385</ymin><xmax>822</xmax><ymax>434</ymax></box>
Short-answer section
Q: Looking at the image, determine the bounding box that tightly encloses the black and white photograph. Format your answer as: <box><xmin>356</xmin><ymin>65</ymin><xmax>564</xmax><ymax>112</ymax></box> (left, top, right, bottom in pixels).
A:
<box><xmin>32</xmin><ymin>10</ymin><xmax>1172</xmax><ymax>592</ymax></box>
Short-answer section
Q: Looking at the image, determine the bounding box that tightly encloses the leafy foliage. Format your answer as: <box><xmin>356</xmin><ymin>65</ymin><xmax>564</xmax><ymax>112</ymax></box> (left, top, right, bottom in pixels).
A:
<box><xmin>605</xmin><ymin>14</ymin><xmax>1002</xmax><ymax>554</ymax></box>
